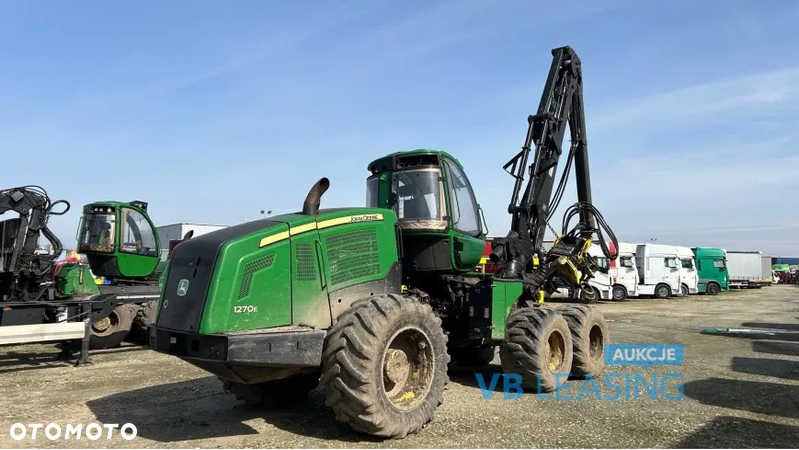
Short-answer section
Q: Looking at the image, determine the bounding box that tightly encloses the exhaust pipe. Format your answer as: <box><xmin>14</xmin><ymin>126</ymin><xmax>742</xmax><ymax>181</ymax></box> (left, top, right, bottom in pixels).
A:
<box><xmin>302</xmin><ymin>177</ymin><xmax>330</xmax><ymax>215</ymax></box>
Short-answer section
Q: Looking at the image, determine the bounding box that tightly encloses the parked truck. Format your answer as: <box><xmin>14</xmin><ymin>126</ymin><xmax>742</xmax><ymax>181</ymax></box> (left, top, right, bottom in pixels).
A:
<box><xmin>675</xmin><ymin>246</ymin><xmax>698</xmax><ymax>295</ymax></box>
<box><xmin>609</xmin><ymin>242</ymin><xmax>639</xmax><ymax>300</ymax></box>
<box><xmin>725</xmin><ymin>250</ymin><xmax>772</xmax><ymax>288</ymax></box>
<box><xmin>635</xmin><ymin>243</ymin><xmax>685</xmax><ymax>299</ymax></box>
<box><xmin>691</xmin><ymin>247</ymin><xmax>728</xmax><ymax>294</ymax></box>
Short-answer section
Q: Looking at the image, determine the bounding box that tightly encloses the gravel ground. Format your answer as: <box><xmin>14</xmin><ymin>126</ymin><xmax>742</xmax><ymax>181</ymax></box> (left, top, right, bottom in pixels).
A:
<box><xmin>1</xmin><ymin>285</ymin><xmax>798</xmax><ymax>448</ymax></box>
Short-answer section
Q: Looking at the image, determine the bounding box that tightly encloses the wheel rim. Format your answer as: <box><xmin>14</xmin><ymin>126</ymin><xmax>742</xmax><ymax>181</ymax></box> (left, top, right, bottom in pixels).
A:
<box><xmin>613</xmin><ymin>288</ymin><xmax>624</xmax><ymax>300</ymax></box>
<box><xmin>381</xmin><ymin>326</ymin><xmax>434</xmax><ymax>411</ymax></box>
<box><xmin>658</xmin><ymin>287</ymin><xmax>668</xmax><ymax>297</ymax></box>
<box><xmin>545</xmin><ymin>330</ymin><xmax>566</xmax><ymax>372</ymax></box>
<box><xmin>588</xmin><ymin>324</ymin><xmax>604</xmax><ymax>361</ymax></box>
<box><xmin>92</xmin><ymin>312</ymin><xmax>119</xmax><ymax>336</ymax></box>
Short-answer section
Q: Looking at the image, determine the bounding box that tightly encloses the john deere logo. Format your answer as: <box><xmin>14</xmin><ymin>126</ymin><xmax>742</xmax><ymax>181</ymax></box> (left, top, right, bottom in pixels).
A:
<box><xmin>177</xmin><ymin>279</ymin><xmax>189</xmax><ymax>296</ymax></box>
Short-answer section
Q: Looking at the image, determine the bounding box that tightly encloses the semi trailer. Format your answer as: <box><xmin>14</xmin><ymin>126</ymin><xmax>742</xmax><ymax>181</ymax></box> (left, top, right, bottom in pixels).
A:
<box><xmin>725</xmin><ymin>250</ymin><xmax>772</xmax><ymax>288</ymax></box>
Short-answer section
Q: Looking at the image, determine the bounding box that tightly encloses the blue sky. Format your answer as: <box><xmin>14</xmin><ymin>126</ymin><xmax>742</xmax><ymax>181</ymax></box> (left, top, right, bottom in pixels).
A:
<box><xmin>2</xmin><ymin>0</ymin><xmax>798</xmax><ymax>256</ymax></box>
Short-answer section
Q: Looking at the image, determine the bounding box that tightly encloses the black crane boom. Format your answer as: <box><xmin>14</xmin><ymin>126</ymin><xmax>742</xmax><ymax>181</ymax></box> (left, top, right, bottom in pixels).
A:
<box><xmin>489</xmin><ymin>46</ymin><xmax>618</xmax><ymax>299</ymax></box>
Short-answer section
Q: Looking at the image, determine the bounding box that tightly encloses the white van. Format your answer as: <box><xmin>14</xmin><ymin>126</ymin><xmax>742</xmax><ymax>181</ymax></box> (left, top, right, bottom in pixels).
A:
<box><xmin>609</xmin><ymin>242</ymin><xmax>639</xmax><ymax>300</ymax></box>
<box><xmin>675</xmin><ymin>246</ymin><xmax>698</xmax><ymax>295</ymax></box>
<box><xmin>635</xmin><ymin>243</ymin><xmax>685</xmax><ymax>299</ymax></box>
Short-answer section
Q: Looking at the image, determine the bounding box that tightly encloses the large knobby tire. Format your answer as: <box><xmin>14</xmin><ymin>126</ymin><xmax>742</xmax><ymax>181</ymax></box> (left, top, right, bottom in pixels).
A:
<box><xmin>654</xmin><ymin>283</ymin><xmax>671</xmax><ymax>299</ymax></box>
<box><xmin>450</xmin><ymin>346</ymin><xmax>495</xmax><ymax>367</ymax></box>
<box><xmin>90</xmin><ymin>305</ymin><xmax>134</xmax><ymax>349</ymax></box>
<box><xmin>499</xmin><ymin>307</ymin><xmax>573</xmax><ymax>392</ymax></box>
<box><xmin>706</xmin><ymin>282</ymin><xmax>721</xmax><ymax>295</ymax></box>
<box><xmin>135</xmin><ymin>301</ymin><xmax>158</xmax><ymax>333</ymax></box>
<box><xmin>611</xmin><ymin>285</ymin><xmax>627</xmax><ymax>301</ymax></box>
<box><xmin>558</xmin><ymin>305</ymin><xmax>609</xmax><ymax>378</ymax></box>
<box><xmin>221</xmin><ymin>371</ymin><xmax>320</xmax><ymax>408</ymax></box>
<box><xmin>321</xmin><ymin>294</ymin><xmax>449</xmax><ymax>439</ymax></box>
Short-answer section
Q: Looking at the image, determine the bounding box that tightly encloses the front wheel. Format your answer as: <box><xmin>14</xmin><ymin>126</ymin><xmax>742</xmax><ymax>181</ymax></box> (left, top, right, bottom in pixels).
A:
<box><xmin>321</xmin><ymin>294</ymin><xmax>449</xmax><ymax>439</ymax></box>
<box><xmin>680</xmin><ymin>284</ymin><xmax>690</xmax><ymax>296</ymax></box>
<box><xmin>706</xmin><ymin>282</ymin><xmax>721</xmax><ymax>295</ymax></box>
<box><xmin>611</xmin><ymin>285</ymin><xmax>627</xmax><ymax>301</ymax></box>
<box><xmin>654</xmin><ymin>284</ymin><xmax>671</xmax><ymax>299</ymax></box>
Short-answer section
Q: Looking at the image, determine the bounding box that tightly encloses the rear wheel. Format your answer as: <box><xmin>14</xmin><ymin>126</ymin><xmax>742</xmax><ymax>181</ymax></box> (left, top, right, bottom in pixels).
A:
<box><xmin>222</xmin><ymin>371</ymin><xmax>320</xmax><ymax>408</ymax></box>
<box><xmin>499</xmin><ymin>307</ymin><xmax>573</xmax><ymax>392</ymax></box>
<box><xmin>706</xmin><ymin>282</ymin><xmax>721</xmax><ymax>295</ymax></box>
<box><xmin>654</xmin><ymin>284</ymin><xmax>671</xmax><ymax>299</ymax></box>
<box><xmin>89</xmin><ymin>305</ymin><xmax>134</xmax><ymax>349</ymax></box>
<box><xmin>611</xmin><ymin>285</ymin><xmax>627</xmax><ymax>301</ymax></box>
<box><xmin>321</xmin><ymin>294</ymin><xmax>449</xmax><ymax>439</ymax></box>
<box><xmin>558</xmin><ymin>305</ymin><xmax>609</xmax><ymax>378</ymax></box>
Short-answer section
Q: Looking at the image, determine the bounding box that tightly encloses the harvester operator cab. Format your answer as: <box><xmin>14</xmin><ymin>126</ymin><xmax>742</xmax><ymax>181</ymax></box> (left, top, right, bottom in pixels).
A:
<box><xmin>367</xmin><ymin>150</ymin><xmax>487</xmax><ymax>276</ymax></box>
<box><xmin>77</xmin><ymin>200</ymin><xmax>161</xmax><ymax>280</ymax></box>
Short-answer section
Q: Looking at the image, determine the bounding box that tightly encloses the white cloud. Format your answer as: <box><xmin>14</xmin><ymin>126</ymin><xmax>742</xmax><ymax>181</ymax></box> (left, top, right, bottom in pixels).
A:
<box><xmin>590</xmin><ymin>66</ymin><xmax>799</xmax><ymax>136</ymax></box>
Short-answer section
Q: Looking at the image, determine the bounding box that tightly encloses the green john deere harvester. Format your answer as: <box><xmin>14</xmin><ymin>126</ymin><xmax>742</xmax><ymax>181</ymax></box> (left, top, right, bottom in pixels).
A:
<box><xmin>148</xmin><ymin>46</ymin><xmax>619</xmax><ymax>438</ymax></box>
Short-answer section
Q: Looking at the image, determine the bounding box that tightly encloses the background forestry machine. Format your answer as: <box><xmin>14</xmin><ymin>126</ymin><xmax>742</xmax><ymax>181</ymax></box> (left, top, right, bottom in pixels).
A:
<box><xmin>148</xmin><ymin>45</ymin><xmax>618</xmax><ymax>439</ymax></box>
<box><xmin>0</xmin><ymin>185</ymin><xmax>190</xmax><ymax>358</ymax></box>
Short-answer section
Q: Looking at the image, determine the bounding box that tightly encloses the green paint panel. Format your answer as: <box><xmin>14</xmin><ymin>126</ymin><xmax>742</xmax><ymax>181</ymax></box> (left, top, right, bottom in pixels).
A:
<box><xmin>491</xmin><ymin>279</ymin><xmax>524</xmax><ymax>340</ymax></box>
<box><xmin>199</xmin><ymin>223</ymin><xmax>292</xmax><ymax>334</ymax></box>
<box><xmin>54</xmin><ymin>265</ymin><xmax>100</xmax><ymax>297</ymax></box>
<box><xmin>194</xmin><ymin>208</ymin><xmax>399</xmax><ymax>335</ymax></box>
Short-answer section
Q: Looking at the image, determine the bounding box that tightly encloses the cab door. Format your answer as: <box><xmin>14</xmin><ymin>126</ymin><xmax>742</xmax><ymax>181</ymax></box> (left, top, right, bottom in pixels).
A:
<box><xmin>442</xmin><ymin>157</ymin><xmax>485</xmax><ymax>271</ymax></box>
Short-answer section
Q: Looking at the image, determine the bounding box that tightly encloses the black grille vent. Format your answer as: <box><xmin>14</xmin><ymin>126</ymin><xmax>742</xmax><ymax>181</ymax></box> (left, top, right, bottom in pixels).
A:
<box><xmin>295</xmin><ymin>242</ymin><xmax>318</xmax><ymax>281</ymax></box>
<box><xmin>325</xmin><ymin>229</ymin><xmax>380</xmax><ymax>286</ymax></box>
<box><xmin>237</xmin><ymin>254</ymin><xmax>275</xmax><ymax>299</ymax></box>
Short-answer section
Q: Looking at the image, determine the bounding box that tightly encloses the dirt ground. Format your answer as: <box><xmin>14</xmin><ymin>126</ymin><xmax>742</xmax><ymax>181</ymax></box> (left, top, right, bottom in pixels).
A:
<box><xmin>1</xmin><ymin>285</ymin><xmax>798</xmax><ymax>448</ymax></box>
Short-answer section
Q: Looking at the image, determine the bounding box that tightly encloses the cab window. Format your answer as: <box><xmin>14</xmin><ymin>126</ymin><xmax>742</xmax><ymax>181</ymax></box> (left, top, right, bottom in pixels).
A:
<box><xmin>120</xmin><ymin>208</ymin><xmax>158</xmax><ymax>257</ymax></box>
<box><xmin>620</xmin><ymin>256</ymin><xmax>634</xmax><ymax>268</ymax></box>
<box><xmin>444</xmin><ymin>158</ymin><xmax>481</xmax><ymax>237</ymax></box>
<box><xmin>665</xmin><ymin>257</ymin><xmax>678</xmax><ymax>268</ymax></box>
<box><xmin>392</xmin><ymin>170</ymin><xmax>442</xmax><ymax>220</ymax></box>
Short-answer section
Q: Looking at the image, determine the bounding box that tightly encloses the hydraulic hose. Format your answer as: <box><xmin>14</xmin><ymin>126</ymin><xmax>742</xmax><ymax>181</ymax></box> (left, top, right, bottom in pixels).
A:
<box><xmin>561</xmin><ymin>201</ymin><xmax>619</xmax><ymax>261</ymax></box>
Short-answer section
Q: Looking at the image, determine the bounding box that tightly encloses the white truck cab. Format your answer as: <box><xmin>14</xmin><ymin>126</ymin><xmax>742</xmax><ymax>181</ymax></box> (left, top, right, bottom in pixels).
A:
<box><xmin>609</xmin><ymin>242</ymin><xmax>639</xmax><ymax>300</ymax></box>
<box><xmin>635</xmin><ymin>243</ymin><xmax>685</xmax><ymax>299</ymax></box>
<box><xmin>675</xmin><ymin>246</ymin><xmax>698</xmax><ymax>295</ymax></box>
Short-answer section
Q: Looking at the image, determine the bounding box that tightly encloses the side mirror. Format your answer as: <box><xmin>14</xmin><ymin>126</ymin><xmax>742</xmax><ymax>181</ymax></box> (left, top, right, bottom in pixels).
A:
<box><xmin>478</xmin><ymin>205</ymin><xmax>489</xmax><ymax>237</ymax></box>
